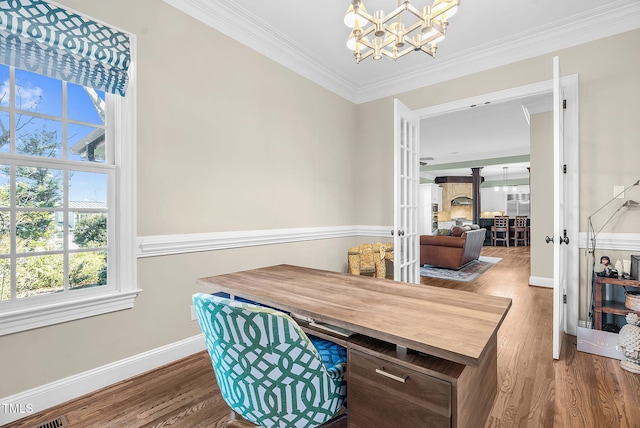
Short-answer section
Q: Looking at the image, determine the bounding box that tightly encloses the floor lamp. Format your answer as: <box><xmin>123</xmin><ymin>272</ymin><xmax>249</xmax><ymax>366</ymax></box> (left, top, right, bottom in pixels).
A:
<box><xmin>586</xmin><ymin>180</ymin><xmax>640</xmax><ymax>328</ymax></box>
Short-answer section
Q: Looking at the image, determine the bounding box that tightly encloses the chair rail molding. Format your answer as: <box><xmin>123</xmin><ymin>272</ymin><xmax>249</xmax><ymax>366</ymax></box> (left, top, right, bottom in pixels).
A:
<box><xmin>137</xmin><ymin>225</ymin><xmax>393</xmax><ymax>258</ymax></box>
<box><xmin>579</xmin><ymin>232</ymin><xmax>640</xmax><ymax>251</ymax></box>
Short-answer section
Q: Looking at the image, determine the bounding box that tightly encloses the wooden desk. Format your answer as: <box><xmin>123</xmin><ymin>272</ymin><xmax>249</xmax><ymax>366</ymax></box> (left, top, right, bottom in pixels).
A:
<box><xmin>594</xmin><ymin>276</ymin><xmax>640</xmax><ymax>330</ymax></box>
<box><xmin>197</xmin><ymin>264</ymin><xmax>512</xmax><ymax>428</ymax></box>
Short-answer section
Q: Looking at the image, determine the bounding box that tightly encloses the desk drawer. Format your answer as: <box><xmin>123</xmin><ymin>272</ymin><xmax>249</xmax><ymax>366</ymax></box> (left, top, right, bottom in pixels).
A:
<box><xmin>348</xmin><ymin>349</ymin><xmax>451</xmax><ymax>428</ymax></box>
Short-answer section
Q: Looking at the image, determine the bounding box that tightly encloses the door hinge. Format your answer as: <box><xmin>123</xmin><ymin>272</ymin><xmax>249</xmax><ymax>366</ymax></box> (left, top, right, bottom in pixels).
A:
<box><xmin>563</xmin><ymin>164</ymin><xmax>567</xmax><ymax>174</ymax></box>
<box><xmin>563</xmin><ymin>99</ymin><xmax>567</xmax><ymax>109</ymax></box>
<box><xmin>563</xmin><ymin>294</ymin><xmax>567</xmax><ymax>304</ymax></box>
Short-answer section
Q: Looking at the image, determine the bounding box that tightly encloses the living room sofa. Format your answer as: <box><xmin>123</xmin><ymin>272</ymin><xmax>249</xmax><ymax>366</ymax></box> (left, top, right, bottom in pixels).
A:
<box><xmin>420</xmin><ymin>227</ymin><xmax>487</xmax><ymax>269</ymax></box>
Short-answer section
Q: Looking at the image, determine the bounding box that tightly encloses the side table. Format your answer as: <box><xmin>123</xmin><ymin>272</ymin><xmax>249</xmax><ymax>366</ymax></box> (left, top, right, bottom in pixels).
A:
<box><xmin>594</xmin><ymin>276</ymin><xmax>640</xmax><ymax>330</ymax></box>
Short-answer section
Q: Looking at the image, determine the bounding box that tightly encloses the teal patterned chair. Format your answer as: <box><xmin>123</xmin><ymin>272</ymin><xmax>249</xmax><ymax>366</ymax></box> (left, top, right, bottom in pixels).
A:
<box><xmin>192</xmin><ymin>293</ymin><xmax>347</xmax><ymax>428</ymax></box>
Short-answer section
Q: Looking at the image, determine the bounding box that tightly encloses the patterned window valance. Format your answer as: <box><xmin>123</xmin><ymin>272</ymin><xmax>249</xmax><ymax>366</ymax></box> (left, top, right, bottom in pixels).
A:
<box><xmin>0</xmin><ymin>0</ymin><xmax>130</xmax><ymax>96</ymax></box>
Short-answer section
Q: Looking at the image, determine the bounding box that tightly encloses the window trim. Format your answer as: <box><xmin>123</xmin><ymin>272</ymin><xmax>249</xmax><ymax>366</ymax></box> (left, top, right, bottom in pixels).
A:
<box><xmin>0</xmin><ymin>36</ymin><xmax>139</xmax><ymax>337</ymax></box>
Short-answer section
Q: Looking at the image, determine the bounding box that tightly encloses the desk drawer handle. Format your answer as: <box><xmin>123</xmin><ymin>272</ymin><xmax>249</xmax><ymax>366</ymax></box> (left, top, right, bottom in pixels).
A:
<box><xmin>375</xmin><ymin>367</ymin><xmax>408</xmax><ymax>383</ymax></box>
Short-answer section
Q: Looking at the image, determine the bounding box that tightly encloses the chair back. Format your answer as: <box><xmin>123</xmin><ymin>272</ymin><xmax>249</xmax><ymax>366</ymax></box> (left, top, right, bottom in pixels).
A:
<box><xmin>515</xmin><ymin>216</ymin><xmax>527</xmax><ymax>228</ymax></box>
<box><xmin>494</xmin><ymin>215</ymin><xmax>509</xmax><ymax>229</ymax></box>
<box><xmin>193</xmin><ymin>293</ymin><xmax>346</xmax><ymax>428</ymax></box>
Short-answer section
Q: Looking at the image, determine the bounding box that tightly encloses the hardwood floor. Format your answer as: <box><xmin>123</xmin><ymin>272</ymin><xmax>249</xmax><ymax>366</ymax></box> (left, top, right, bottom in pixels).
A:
<box><xmin>11</xmin><ymin>247</ymin><xmax>640</xmax><ymax>427</ymax></box>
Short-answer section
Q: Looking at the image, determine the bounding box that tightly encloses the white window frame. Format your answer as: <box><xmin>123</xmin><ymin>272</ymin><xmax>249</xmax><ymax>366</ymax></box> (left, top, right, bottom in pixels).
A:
<box><xmin>0</xmin><ymin>38</ymin><xmax>139</xmax><ymax>336</ymax></box>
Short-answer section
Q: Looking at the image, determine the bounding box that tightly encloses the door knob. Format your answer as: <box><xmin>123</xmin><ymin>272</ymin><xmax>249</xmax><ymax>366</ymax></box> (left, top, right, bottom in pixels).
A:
<box><xmin>560</xmin><ymin>230</ymin><xmax>570</xmax><ymax>244</ymax></box>
<box><xmin>545</xmin><ymin>236</ymin><xmax>554</xmax><ymax>244</ymax></box>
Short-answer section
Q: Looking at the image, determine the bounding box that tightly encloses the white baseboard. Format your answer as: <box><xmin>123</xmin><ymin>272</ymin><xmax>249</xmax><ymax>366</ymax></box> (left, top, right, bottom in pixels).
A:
<box><xmin>529</xmin><ymin>276</ymin><xmax>553</xmax><ymax>288</ymax></box>
<box><xmin>576</xmin><ymin>326</ymin><xmax>623</xmax><ymax>360</ymax></box>
<box><xmin>0</xmin><ymin>335</ymin><xmax>206</xmax><ymax>426</ymax></box>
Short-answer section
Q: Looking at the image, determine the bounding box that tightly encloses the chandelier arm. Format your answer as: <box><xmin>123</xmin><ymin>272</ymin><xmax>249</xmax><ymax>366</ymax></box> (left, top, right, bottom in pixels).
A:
<box><xmin>357</xmin><ymin>25</ymin><xmax>376</xmax><ymax>39</ymax></box>
<box><xmin>356</xmin><ymin>33</ymin><xmax>380</xmax><ymax>50</ymax></box>
<box><xmin>354</xmin><ymin>8</ymin><xmax>377</xmax><ymax>26</ymax></box>
<box><xmin>420</xmin><ymin>45</ymin><xmax>436</xmax><ymax>57</ymax></box>
<box><xmin>403</xmin><ymin>3</ymin><xmax>426</xmax><ymax>20</ymax></box>
<box><xmin>356</xmin><ymin>49</ymin><xmax>374</xmax><ymax>63</ymax></box>
<box><xmin>400</xmin><ymin>20</ymin><xmax>423</xmax><ymax>35</ymax></box>
<box><xmin>378</xmin><ymin>36</ymin><xmax>398</xmax><ymax>49</ymax></box>
<box><xmin>380</xmin><ymin>3</ymin><xmax>410</xmax><ymax>25</ymax></box>
<box><xmin>431</xmin><ymin>0</ymin><xmax>459</xmax><ymax>20</ymax></box>
<box><xmin>380</xmin><ymin>49</ymin><xmax>397</xmax><ymax>59</ymax></box>
<box><xmin>393</xmin><ymin>46</ymin><xmax>418</xmax><ymax>59</ymax></box>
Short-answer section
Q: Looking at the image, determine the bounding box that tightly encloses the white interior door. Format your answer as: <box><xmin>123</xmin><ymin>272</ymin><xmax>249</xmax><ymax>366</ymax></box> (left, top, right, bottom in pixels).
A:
<box><xmin>394</xmin><ymin>99</ymin><xmax>420</xmax><ymax>284</ymax></box>
<box><xmin>552</xmin><ymin>55</ymin><xmax>568</xmax><ymax>360</ymax></box>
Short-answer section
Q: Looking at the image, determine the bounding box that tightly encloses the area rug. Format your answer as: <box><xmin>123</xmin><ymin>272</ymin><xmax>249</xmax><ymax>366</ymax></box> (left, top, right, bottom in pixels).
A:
<box><xmin>420</xmin><ymin>256</ymin><xmax>502</xmax><ymax>282</ymax></box>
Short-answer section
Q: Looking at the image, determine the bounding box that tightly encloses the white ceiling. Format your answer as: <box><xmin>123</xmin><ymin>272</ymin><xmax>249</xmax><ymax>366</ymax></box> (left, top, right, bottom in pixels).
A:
<box><xmin>164</xmin><ymin>0</ymin><xmax>640</xmax><ymax>104</ymax></box>
<box><xmin>419</xmin><ymin>92</ymin><xmax>552</xmax><ymax>182</ymax></box>
<box><xmin>162</xmin><ymin>0</ymin><xmax>640</xmax><ymax>183</ymax></box>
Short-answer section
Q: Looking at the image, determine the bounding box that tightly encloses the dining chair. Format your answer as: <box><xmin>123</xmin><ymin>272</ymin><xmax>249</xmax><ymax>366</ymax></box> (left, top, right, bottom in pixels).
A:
<box><xmin>512</xmin><ymin>215</ymin><xmax>529</xmax><ymax>246</ymax></box>
<box><xmin>491</xmin><ymin>215</ymin><xmax>509</xmax><ymax>247</ymax></box>
<box><xmin>192</xmin><ymin>293</ymin><xmax>347</xmax><ymax>428</ymax></box>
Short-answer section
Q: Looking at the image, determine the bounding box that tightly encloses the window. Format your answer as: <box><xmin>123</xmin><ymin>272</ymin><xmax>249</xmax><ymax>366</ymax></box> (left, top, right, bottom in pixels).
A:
<box><xmin>0</xmin><ymin>2</ymin><xmax>137</xmax><ymax>335</ymax></box>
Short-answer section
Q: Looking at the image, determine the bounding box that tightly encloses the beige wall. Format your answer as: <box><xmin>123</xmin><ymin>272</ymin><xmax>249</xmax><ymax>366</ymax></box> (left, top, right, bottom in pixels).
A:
<box><xmin>529</xmin><ymin>112</ymin><xmax>553</xmax><ymax>279</ymax></box>
<box><xmin>0</xmin><ymin>0</ymin><xmax>360</xmax><ymax>397</ymax></box>
<box><xmin>2</xmin><ymin>0</ymin><xmax>640</xmax><ymax>401</ymax></box>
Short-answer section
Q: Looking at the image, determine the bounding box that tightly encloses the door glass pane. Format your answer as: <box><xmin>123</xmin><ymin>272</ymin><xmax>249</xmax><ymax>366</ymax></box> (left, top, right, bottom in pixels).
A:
<box><xmin>70</xmin><ymin>251</ymin><xmax>107</xmax><ymax>290</ymax></box>
<box><xmin>15</xmin><ymin>68</ymin><xmax>62</xmax><ymax>117</ymax></box>
<box><xmin>16</xmin><ymin>254</ymin><xmax>64</xmax><ymax>298</ymax></box>
<box><xmin>16</xmin><ymin>166</ymin><xmax>63</xmax><ymax>208</ymax></box>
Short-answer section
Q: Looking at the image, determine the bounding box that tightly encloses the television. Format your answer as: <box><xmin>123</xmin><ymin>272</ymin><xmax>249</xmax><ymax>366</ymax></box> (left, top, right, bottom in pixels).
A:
<box><xmin>631</xmin><ymin>255</ymin><xmax>640</xmax><ymax>280</ymax></box>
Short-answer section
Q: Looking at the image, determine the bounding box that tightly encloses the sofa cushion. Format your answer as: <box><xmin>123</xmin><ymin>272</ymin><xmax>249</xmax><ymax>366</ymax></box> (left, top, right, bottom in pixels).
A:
<box><xmin>420</xmin><ymin>235</ymin><xmax>465</xmax><ymax>248</ymax></box>
<box><xmin>436</xmin><ymin>228</ymin><xmax>451</xmax><ymax>236</ymax></box>
<box><xmin>451</xmin><ymin>226</ymin><xmax>465</xmax><ymax>237</ymax></box>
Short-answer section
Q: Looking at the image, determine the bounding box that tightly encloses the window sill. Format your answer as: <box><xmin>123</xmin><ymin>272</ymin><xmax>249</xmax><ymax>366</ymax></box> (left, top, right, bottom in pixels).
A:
<box><xmin>0</xmin><ymin>289</ymin><xmax>142</xmax><ymax>336</ymax></box>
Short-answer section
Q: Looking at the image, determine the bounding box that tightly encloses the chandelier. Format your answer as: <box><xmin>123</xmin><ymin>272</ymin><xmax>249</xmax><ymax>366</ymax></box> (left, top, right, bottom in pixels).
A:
<box><xmin>496</xmin><ymin>167</ymin><xmax>517</xmax><ymax>192</ymax></box>
<box><xmin>344</xmin><ymin>0</ymin><xmax>460</xmax><ymax>63</ymax></box>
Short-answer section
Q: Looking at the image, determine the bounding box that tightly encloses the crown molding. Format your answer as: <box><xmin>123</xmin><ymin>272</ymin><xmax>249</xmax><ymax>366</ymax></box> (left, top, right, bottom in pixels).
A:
<box><xmin>164</xmin><ymin>0</ymin><xmax>640</xmax><ymax>104</ymax></box>
<box><xmin>357</xmin><ymin>0</ymin><xmax>640</xmax><ymax>103</ymax></box>
<box><xmin>162</xmin><ymin>0</ymin><xmax>359</xmax><ymax>102</ymax></box>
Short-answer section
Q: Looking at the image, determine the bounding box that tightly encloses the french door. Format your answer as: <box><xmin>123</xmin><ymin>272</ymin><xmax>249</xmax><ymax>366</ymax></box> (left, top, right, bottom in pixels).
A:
<box><xmin>393</xmin><ymin>99</ymin><xmax>420</xmax><ymax>284</ymax></box>
<box><xmin>552</xmin><ymin>55</ymin><xmax>568</xmax><ymax>360</ymax></box>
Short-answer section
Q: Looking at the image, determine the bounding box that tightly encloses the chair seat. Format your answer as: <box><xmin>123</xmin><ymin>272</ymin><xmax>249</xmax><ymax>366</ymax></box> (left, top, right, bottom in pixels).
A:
<box><xmin>309</xmin><ymin>335</ymin><xmax>348</xmax><ymax>377</ymax></box>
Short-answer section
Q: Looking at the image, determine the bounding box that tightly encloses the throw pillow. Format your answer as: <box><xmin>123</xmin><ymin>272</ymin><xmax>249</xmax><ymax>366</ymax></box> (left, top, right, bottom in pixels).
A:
<box><xmin>463</xmin><ymin>225</ymin><xmax>471</xmax><ymax>231</ymax></box>
<box><xmin>470</xmin><ymin>224</ymin><xmax>480</xmax><ymax>230</ymax></box>
<box><xmin>451</xmin><ymin>226</ymin><xmax>464</xmax><ymax>237</ymax></box>
<box><xmin>437</xmin><ymin>228</ymin><xmax>451</xmax><ymax>236</ymax></box>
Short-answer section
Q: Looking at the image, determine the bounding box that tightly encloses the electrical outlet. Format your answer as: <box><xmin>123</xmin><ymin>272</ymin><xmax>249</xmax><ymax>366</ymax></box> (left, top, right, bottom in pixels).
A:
<box><xmin>190</xmin><ymin>305</ymin><xmax>197</xmax><ymax>321</ymax></box>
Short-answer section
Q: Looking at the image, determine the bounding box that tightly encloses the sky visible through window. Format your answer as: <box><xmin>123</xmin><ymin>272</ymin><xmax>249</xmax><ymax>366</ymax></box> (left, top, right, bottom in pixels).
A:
<box><xmin>0</xmin><ymin>64</ymin><xmax>107</xmax><ymax>203</ymax></box>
